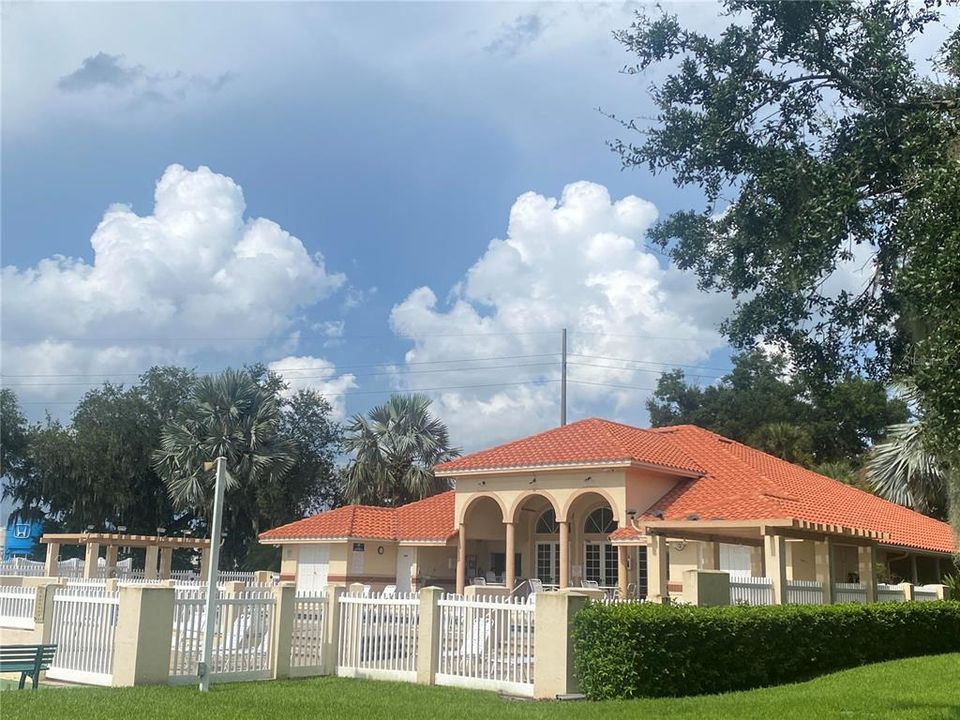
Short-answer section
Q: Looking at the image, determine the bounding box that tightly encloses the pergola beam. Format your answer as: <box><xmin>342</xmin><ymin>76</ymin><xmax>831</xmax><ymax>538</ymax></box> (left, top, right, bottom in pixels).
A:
<box><xmin>41</xmin><ymin>532</ymin><xmax>210</xmax><ymax>550</ymax></box>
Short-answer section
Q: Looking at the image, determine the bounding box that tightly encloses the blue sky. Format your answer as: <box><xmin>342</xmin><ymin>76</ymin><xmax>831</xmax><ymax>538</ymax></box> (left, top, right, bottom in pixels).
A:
<box><xmin>2</xmin><ymin>2</ymin><xmax>954</xmax><ymax>450</ymax></box>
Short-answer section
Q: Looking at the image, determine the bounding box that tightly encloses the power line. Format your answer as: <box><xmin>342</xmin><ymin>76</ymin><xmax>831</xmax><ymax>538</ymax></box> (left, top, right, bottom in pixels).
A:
<box><xmin>567</xmin><ymin>379</ymin><xmax>658</xmax><ymax>393</ymax></box>
<box><xmin>0</xmin><ymin>353</ymin><xmax>561</xmax><ymax>379</ymax></box>
<box><xmin>567</xmin><ymin>360</ymin><xmax>725</xmax><ymax>380</ymax></box>
<box><xmin>2</xmin><ymin>361</ymin><xmax>562</xmax><ymax>388</ymax></box>
<box><xmin>0</xmin><ymin>330</ymin><xmax>562</xmax><ymax>343</ymax></box>
<box><xmin>568</xmin><ymin>353</ymin><xmax>731</xmax><ymax>373</ymax></box>
<box><xmin>13</xmin><ymin>379</ymin><xmax>563</xmax><ymax>405</ymax></box>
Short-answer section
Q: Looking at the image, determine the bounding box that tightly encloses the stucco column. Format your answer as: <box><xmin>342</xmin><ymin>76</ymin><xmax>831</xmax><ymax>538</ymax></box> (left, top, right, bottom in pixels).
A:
<box><xmin>106</xmin><ymin>544</ymin><xmax>119</xmax><ymax>573</ymax></box>
<box><xmin>558</xmin><ymin>520</ymin><xmax>570</xmax><ymax>589</ymax></box>
<box><xmin>858</xmin><ymin>544</ymin><xmax>877</xmax><ymax>602</ymax></box>
<box><xmin>159</xmin><ymin>547</ymin><xmax>173</xmax><ymax>579</ymax></box>
<box><xmin>83</xmin><ymin>542</ymin><xmax>101</xmax><ymax>578</ymax></box>
<box><xmin>617</xmin><ymin>545</ymin><xmax>629</xmax><ymax>598</ymax></box>
<box><xmin>504</xmin><ymin>521</ymin><xmax>516</xmax><ymax>591</ymax></box>
<box><xmin>750</xmin><ymin>545</ymin><xmax>764</xmax><ymax>577</ymax></box>
<box><xmin>456</xmin><ymin>523</ymin><xmax>466</xmax><ymax>594</ymax></box>
<box><xmin>910</xmin><ymin>554</ymin><xmax>918</xmax><ymax>583</ymax></box>
<box><xmin>199</xmin><ymin>548</ymin><xmax>210</xmax><ymax>581</ymax></box>
<box><xmin>814</xmin><ymin>539</ymin><xmax>834</xmax><ymax>604</ymax></box>
<box><xmin>648</xmin><ymin>534</ymin><xmax>669</xmax><ymax>602</ymax></box>
<box><xmin>701</xmin><ymin>542</ymin><xmax>721</xmax><ymax>570</ymax></box>
<box><xmin>764</xmin><ymin>534</ymin><xmax>788</xmax><ymax>604</ymax></box>
<box><xmin>144</xmin><ymin>545</ymin><xmax>159</xmax><ymax>580</ymax></box>
<box><xmin>44</xmin><ymin>543</ymin><xmax>60</xmax><ymax>577</ymax></box>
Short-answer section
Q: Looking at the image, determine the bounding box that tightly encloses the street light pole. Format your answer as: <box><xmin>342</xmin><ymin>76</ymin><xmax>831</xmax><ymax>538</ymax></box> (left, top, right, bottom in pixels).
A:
<box><xmin>199</xmin><ymin>456</ymin><xmax>227</xmax><ymax>692</ymax></box>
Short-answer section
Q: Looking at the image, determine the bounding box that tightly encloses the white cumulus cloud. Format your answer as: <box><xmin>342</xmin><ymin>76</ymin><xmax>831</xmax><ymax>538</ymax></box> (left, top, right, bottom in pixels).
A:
<box><xmin>267</xmin><ymin>355</ymin><xmax>357</xmax><ymax>420</ymax></box>
<box><xmin>1</xmin><ymin>164</ymin><xmax>347</xmax><ymax>415</ymax></box>
<box><xmin>390</xmin><ymin>181</ymin><xmax>733</xmax><ymax>450</ymax></box>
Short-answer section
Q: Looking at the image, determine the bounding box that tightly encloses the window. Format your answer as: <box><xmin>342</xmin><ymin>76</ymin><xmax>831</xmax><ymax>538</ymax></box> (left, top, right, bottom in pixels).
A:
<box><xmin>490</xmin><ymin>552</ymin><xmax>522</xmax><ymax>578</ymax></box>
<box><xmin>536</xmin><ymin>542</ymin><xmax>559</xmax><ymax>585</ymax></box>
<box><xmin>584</xmin><ymin>507</ymin><xmax>617</xmax><ymax>535</ymax></box>
<box><xmin>535</xmin><ymin>509</ymin><xmax>559</xmax><ymax>534</ymax></box>
<box><xmin>636</xmin><ymin>546</ymin><xmax>648</xmax><ymax>598</ymax></box>
<box><xmin>584</xmin><ymin>542</ymin><xmax>619</xmax><ymax>586</ymax></box>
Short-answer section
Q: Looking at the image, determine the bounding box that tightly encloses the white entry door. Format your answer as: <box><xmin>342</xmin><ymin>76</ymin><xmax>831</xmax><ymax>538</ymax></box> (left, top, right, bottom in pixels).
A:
<box><xmin>296</xmin><ymin>544</ymin><xmax>329</xmax><ymax>593</ymax></box>
<box><xmin>395</xmin><ymin>547</ymin><xmax>415</xmax><ymax>593</ymax></box>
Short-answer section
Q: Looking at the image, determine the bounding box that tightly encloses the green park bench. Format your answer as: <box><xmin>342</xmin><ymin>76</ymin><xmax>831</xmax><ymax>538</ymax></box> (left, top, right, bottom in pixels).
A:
<box><xmin>0</xmin><ymin>644</ymin><xmax>58</xmax><ymax>689</ymax></box>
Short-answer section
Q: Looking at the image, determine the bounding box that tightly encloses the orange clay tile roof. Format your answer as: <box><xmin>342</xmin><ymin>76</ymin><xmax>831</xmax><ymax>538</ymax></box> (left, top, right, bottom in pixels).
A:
<box><xmin>643</xmin><ymin>425</ymin><xmax>956</xmax><ymax>554</ymax></box>
<box><xmin>260</xmin><ymin>422</ymin><xmax>955</xmax><ymax>555</ymax></box>
<box><xmin>259</xmin><ymin>491</ymin><xmax>456</xmax><ymax>543</ymax></box>
<box><xmin>433</xmin><ymin>417</ymin><xmax>703</xmax><ymax>475</ymax></box>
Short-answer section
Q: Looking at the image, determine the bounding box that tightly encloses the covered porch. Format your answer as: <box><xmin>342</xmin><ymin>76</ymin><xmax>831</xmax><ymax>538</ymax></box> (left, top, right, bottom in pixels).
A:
<box><xmin>628</xmin><ymin>518</ymin><xmax>899</xmax><ymax>603</ymax></box>
<box><xmin>453</xmin><ymin>489</ymin><xmax>635</xmax><ymax>597</ymax></box>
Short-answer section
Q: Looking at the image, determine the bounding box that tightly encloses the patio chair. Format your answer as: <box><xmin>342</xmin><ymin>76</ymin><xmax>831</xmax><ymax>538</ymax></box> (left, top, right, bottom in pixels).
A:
<box><xmin>382</xmin><ymin>584</ymin><xmax>397</xmax><ymax>598</ymax></box>
<box><xmin>442</xmin><ymin>616</ymin><xmax>493</xmax><ymax>673</ymax></box>
<box><xmin>471</xmin><ymin>576</ymin><xmax>487</xmax><ymax>586</ymax></box>
<box><xmin>581</xmin><ymin>579</ymin><xmax>600</xmax><ymax>589</ymax></box>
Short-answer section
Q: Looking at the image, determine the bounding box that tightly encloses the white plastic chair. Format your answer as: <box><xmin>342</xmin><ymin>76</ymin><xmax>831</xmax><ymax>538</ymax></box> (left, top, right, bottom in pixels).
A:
<box><xmin>581</xmin><ymin>579</ymin><xmax>600</xmax><ymax>589</ymax></box>
<box><xmin>471</xmin><ymin>576</ymin><xmax>487</xmax><ymax>586</ymax></box>
<box><xmin>382</xmin><ymin>584</ymin><xmax>397</xmax><ymax>598</ymax></box>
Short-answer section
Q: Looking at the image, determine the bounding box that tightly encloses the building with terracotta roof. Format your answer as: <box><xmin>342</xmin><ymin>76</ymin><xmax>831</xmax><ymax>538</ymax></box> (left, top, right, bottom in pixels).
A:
<box><xmin>259</xmin><ymin>418</ymin><xmax>956</xmax><ymax>598</ymax></box>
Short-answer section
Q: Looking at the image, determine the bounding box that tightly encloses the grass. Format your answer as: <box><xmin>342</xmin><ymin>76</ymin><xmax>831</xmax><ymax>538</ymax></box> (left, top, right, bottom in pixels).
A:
<box><xmin>3</xmin><ymin>654</ymin><xmax>959</xmax><ymax>720</ymax></box>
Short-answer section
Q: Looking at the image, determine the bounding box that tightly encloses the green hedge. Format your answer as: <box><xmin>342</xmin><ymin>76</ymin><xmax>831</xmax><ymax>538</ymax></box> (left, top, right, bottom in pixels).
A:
<box><xmin>572</xmin><ymin>601</ymin><xmax>960</xmax><ymax>699</ymax></box>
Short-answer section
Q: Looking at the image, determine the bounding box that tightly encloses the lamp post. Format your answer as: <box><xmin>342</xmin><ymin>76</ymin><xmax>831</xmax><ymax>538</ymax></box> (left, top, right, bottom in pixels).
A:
<box><xmin>199</xmin><ymin>456</ymin><xmax>227</xmax><ymax>693</ymax></box>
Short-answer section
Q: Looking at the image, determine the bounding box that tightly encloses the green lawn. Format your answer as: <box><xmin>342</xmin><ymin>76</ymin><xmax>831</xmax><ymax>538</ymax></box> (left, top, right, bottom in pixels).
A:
<box><xmin>4</xmin><ymin>654</ymin><xmax>959</xmax><ymax>720</ymax></box>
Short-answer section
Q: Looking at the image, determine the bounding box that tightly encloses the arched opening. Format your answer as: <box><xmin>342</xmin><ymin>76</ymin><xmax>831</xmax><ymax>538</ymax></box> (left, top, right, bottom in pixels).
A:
<box><xmin>567</xmin><ymin>491</ymin><xmax>621</xmax><ymax>591</ymax></box>
<box><xmin>462</xmin><ymin>495</ymin><xmax>505</xmax><ymax>584</ymax></box>
<box><xmin>512</xmin><ymin>494</ymin><xmax>561</xmax><ymax>588</ymax></box>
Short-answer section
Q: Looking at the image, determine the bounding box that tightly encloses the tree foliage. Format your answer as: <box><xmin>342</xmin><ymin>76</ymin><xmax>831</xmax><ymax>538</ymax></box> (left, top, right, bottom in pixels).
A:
<box><xmin>342</xmin><ymin>394</ymin><xmax>460</xmax><ymax>506</ymax></box>
<box><xmin>613</xmin><ymin>0</ymin><xmax>960</xmax><ymax>441</ymax></box>
<box><xmin>1</xmin><ymin>366</ymin><xmax>342</xmax><ymax>570</ymax></box>
<box><xmin>647</xmin><ymin>350</ymin><xmax>909</xmax><ymax>474</ymax></box>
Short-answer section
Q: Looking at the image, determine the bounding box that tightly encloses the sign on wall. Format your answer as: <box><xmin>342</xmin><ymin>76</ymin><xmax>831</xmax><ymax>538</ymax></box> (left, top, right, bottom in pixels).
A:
<box><xmin>351</xmin><ymin>542</ymin><xmax>365</xmax><ymax>574</ymax></box>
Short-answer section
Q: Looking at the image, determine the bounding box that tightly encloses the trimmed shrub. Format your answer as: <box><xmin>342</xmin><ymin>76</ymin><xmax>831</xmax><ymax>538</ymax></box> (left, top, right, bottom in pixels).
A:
<box><xmin>572</xmin><ymin>601</ymin><xmax>960</xmax><ymax>699</ymax></box>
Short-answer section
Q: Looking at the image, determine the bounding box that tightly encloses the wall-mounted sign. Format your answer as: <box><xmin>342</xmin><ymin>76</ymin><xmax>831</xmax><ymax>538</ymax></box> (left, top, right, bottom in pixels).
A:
<box><xmin>351</xmin><ymin>542</ymin><xmax>365</xmax><ymax>574</ymax></box>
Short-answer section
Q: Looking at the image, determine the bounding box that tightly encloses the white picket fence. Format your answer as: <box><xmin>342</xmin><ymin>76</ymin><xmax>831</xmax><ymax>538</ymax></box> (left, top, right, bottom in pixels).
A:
<box><xmin>436</xmin><ymin>593</ymin><xmax>535</xmax><ymax>697</ymax></box>
<box><xmin>0</xmin><ymin>586</ymin><xmax>38</xmax><ymax>628</ymax></box>
<box><xmin>833</xmin><ymin>582</ymin><xmax>868</xmax><ymax>603</ymax></box>
<box><xmin>337</xmin><ymin>592</ymin><xmax>419</xmax><ymax>682</ymax></box>
<box><xmin>876</xmin><ymin>583</ymin><xmax>907</xmax><ymax>602</ymax></box>
<box><xmin>289</xmin><ymin>592</ymin><xmax>326</xmax><ymax>676</ymax></box>
<box><xmin>786</xmin><ymin>580</ymin><xmax>825</xmax><ymax>605</ymax></box>
<box><xmin>169</xmin><ymin>590</ymin><xmax>275</xmax><ymax>683</ymax></box>
<box><xmin>46</xmin><ymin>586</ymin><xmax>120</xmax><ymax>686</ymax></box>
<box><xmin>729</xmin><ymin>575</ymin><xmax>773</xmax><ymax>605</ymax></box>
<box><xmin>914</xmin><ymin>585</ymin><xmax>941</xmax><ymax>602</ymax></box>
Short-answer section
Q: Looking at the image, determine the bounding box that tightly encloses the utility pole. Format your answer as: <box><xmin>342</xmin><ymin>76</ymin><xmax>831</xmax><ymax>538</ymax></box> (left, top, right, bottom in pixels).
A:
<box><xmin>199</xmin><ymin>456</ymin><xmax>227</xmax><ymax>693</ymax></box>
<box><xmin>561</xmin><ymin>328</ymin><xmax>567</xmax><ymax>426</ymax></box>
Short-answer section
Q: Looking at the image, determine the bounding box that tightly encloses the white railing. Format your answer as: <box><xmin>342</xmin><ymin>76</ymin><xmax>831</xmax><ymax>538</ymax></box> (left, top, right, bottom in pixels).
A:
<box><xmin>46</xmin><ymin>586</ymin><xmax>120</xmax><ymax>686</ymax></box>
<box><xmin>290</xmin><ymin>592</ymin><xmax>326</xmax><ymax>675</ymax></box>
<box><xmin>876</xmin><ymin>583</ymin><xmax>906</xmax><ymax>602</ymax></box>
<box><xmin>218</xmin><ymin>571</ymin><xmax>258</xmax><ymax>583</ymax></box>
<box><xmin>729</xmin><ymin>575</ymin><xmax>773</xmax><ymax>605</ymax></box>
<box><xmin>785</xmin><ymin>580</ymin><xmax>824</xmax><ymax>605</ymax></box>
<box><xmin>169</xmin><ymin>590</ymin><xmax>275</xmax><ymax>683</ymax></box>
<box><xmin>337</xmin><ymin>592</ymin><xmax>419</xmax><ymax>682</ymax></box>
<box><xmin>436</xmin><ymin>593</ymin><xmax>535</xmax><ymax>697</ymax></box>
<box><xmin>833</xmin><ymin>582</ymin><xmax>868</xmax><ymax>603</ymax></box>
<box><xmin>914</xmin><ymin>585</ymin><xmax>940</xmax><ymax>602</ymax></box>
<box><xmin>0</xmin><ymin>586</ymin><xmax>38</xmax><ymax>628</ymax></box>
<box><xmin>0</xmin><ymin>559</ymin><xmax>46</xmax><ymax>577</ymax></box>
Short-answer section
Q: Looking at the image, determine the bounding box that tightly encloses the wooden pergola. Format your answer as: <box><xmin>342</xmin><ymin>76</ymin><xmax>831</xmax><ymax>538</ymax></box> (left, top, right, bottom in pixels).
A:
<box><xmin>41</xmin><ymin>532</ymin><xmax>212</xmax><ymax>580</ymax></box>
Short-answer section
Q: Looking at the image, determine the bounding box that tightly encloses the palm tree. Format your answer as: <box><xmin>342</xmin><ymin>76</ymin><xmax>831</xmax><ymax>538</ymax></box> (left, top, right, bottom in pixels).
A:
<box><xmin>342</xmin><ymin>394</ymin><xmax>460</xmax><ymax>506</ymax></box>
<box><xmin>153</xmin><ymin>369</ymin><xmax>296</xmax><ymax>557</ymax></box>
<box><xmin>866</xmin><ymin>421</ymin><xmax>949</xmax><ymax>520</ymax></box>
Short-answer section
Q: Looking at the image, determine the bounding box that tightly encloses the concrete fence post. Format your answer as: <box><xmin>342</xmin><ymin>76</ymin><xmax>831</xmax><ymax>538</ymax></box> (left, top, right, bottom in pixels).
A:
<box><xmin>323</xmin><ymin>585</ymin><xmax>345</xmax><ymax>676</ymax></box>
<box><xmin>272</xmin><ymin>582</ymin><xmax>297</xmax><ymax>680</ymax></box>
<box><xmin>255</xmin><ymin>570</ymin><xmax>274</xmax><ymax>585</ymax></box>
<box><xmin>112</xmin><ymin>585</ymin><xmax>175</xmax><ymax>687</ymax></box>
<box><xmin>899</xmin><ymin>582</ymin><xmax>914</xmax><ymax>602</ymax></box>
<box><xmin>416</xmin><ymin>586</ymin><xmax>443</xmax><ymax>685</ymax></box>
<box><xmin>932</xmin><ymin>584</ymin><xmax>950</xmax><ymax>601</ymax></box>
<box><xmin>532</xmin><ymin>590</ymin><xmax>591</xmax><ymax>700</ymax></box>
<box><xmin>681</xmin><ymin>570</ymin><xmax>731</xmax><ymax>607</ymax></box>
